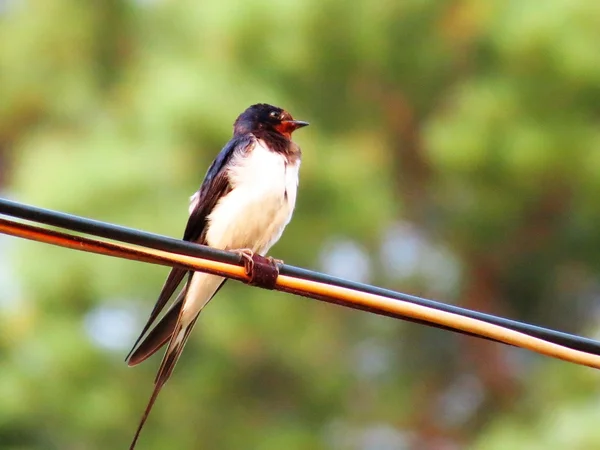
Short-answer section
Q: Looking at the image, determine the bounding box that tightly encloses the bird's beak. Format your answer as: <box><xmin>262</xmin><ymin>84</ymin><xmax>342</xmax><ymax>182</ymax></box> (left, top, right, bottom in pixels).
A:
<box><xmin>282</xmin><ymin>120</ymin><xmax>309</xmax><ymax>132</ymax></box>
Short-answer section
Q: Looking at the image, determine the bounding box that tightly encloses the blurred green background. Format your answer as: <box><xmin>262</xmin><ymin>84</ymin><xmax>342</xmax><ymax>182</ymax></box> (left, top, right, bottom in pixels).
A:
<box><xmin>1</xmin><ymin>0</ymin><xmax>600</xmax><ymax>449</ymax></box>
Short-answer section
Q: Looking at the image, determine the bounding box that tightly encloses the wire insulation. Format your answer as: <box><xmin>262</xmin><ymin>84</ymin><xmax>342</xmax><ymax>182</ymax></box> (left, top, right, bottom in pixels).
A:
<box><xmin>2</xmin><ymin>215</ymin><xmax>600</xmax><ymax>369</ymax></box>
<box><xmin>2</xmin><ymin>197</ymin><xmax>600</xmax><ymax>361</ymax></box>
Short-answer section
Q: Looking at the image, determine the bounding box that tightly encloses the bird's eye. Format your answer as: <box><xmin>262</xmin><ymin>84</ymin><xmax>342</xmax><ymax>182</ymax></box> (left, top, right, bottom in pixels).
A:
<box><xmin>269</xmin><ymin>111</ymin><xmax>280</xmax><ymax>119</ymax></box>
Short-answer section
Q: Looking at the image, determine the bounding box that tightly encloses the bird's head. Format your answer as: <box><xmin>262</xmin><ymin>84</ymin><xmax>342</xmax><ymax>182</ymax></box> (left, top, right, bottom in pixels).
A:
<box><xmin>234</xmin><ymin>103</ymin><xmax>309</xmax><ymax>139</ymax></box>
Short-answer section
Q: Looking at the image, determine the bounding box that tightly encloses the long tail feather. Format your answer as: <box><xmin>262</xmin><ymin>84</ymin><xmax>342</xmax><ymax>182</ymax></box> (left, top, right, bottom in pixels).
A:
<box><xmin>129</xmin><ymin>274</ymin><xmax>225</xmax><ymax>449</ymax></box>
<box><xmin>129</xmin><ymin>316</ymin><xmax>198</xmax><ymax>450</ymax></box>
<box><xmin>125</xmin><ymin>267</ymin><xmax>188</xmax><ymax>361</ymax></box>
<box><xmin>127</xmin><ymin>280</ymin><xmax>228</xmax><ymax>366</ymax></box>
<box><xmin>127</xmin><ymin>292</ymin><xmax>185</xmax><ymax>367</ymax></box>
<box><xmin>129</xmin><ymin>376</ymin><xmax>166</xmax><ymax>450</ymax></box>
<box><xmin>154</xmin><ymin>315</ymin><xmax>199</xmax><ymax>385</ymax></box>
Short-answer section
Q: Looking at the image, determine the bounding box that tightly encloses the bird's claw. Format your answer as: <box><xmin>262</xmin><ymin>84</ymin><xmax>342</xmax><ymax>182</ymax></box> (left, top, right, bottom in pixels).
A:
<box><xmin>232</xmin><ymin>248</ymin><xmax>255</xmax><ymax>276</ymax></box>
<box><xmin>232</xmin><ymin>249</ymin><xmax>280</xmax><ymax>289</ymax></box>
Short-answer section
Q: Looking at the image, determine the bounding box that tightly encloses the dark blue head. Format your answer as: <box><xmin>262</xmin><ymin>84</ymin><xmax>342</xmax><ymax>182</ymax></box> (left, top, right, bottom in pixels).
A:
<box><xmin>233</xmin><ymin>103</ymin><xmax>309</xmax><ymax>139</ymax></box>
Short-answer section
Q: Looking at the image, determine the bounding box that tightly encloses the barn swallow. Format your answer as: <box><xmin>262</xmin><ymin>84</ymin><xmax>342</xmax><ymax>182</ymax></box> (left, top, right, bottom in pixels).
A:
<box><xmin>126</xmin><ymin>103</ymin><xmax>308</xmax><ymax>449</ymax></box>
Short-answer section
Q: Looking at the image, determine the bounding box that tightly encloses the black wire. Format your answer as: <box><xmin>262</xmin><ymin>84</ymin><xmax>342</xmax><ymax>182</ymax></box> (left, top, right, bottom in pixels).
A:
<box><xmin>0</xmin><ymin>198</ymin><xmax>242</xmax><ymax>264</ymax></box>
<box><xmin>2</xmin><ymin>197</ymin><xmax>600</xmax><ymax>356</ymax></box>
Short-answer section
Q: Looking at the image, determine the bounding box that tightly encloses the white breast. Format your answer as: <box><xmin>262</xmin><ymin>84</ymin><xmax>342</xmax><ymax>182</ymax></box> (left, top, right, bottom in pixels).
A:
<box><xmin>203</xmin><ymin>139</ymin><xmax>300</xmax><ymax>255</ymax></box>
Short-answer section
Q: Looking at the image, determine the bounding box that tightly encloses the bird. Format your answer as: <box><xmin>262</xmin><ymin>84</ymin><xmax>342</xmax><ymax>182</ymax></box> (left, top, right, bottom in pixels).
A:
<box><xmin>125</xmin><ymin>103</ymin><xmax>308</xmax><ymax>449</ymax></box>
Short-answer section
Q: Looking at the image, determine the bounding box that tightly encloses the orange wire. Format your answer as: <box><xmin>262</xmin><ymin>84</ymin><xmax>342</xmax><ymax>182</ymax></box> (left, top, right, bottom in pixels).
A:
<box><xmin>279</xmin><ymin>275</ymin><xmax>600</xmax><ymax>369</ymax></box>
<box><xmin>0</xmin><ymin>218</ymin><xmax>248</xmax><ymax>279</ymax></box>
<box><xmin>2</xmin><ymin>217</ymin><xmax>600</xmax><ymax>369</ymax></box>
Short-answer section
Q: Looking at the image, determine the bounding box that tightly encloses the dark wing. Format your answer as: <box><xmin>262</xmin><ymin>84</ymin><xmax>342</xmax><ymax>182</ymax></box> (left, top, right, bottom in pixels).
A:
<box><xmin>182</xmin><ymin>135</ymin><xmax>250</xmax><ymax>242</ymax></box>
<box><xmin>128</xmin><ymin>310</ymin><xmax>202</xmax><ymax>450</ymax></box>
<box><xmin>125</xmin><ymin>135</ymin><xmax>253</xmax><ymax>363</ymax></box>
<box><xmin>127</xmin><ymin>279</ymin><xmax>227</xmax><ymax>366</ymax></box>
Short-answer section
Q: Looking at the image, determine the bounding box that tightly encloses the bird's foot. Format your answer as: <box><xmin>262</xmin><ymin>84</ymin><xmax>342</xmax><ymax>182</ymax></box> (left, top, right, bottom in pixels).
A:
<box><xmin>232</xmin><ymin>249</ymin><xmax>280</xmax><ymax>289</ymax></box>
<box><xmin>232</xmin><ymin>248</ymin><xmax>255</xmax><ymax>277</ymax></box>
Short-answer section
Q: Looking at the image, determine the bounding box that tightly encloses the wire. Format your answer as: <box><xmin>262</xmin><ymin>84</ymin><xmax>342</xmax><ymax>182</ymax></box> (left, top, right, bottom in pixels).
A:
<box><xmin>2</xmin><ymin>197</ymin><xmax>600</xmax><ymax>361</ymax></box>
<box><xmin>2</xmin><ymin>215</ymin><xmax>600</xmax><ymax>370</ymax></box>
<box><xmin>0</xmin><ymin>217</ymin><xmax>501</xmax><ymax>343</ymax></box>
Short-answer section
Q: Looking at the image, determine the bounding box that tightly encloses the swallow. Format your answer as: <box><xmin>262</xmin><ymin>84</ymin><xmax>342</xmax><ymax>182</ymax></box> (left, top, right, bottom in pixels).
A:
<box><xmin>125</xmin><ymin>103</ymin><xmax>308</xmax><ymax>449</ymax></box>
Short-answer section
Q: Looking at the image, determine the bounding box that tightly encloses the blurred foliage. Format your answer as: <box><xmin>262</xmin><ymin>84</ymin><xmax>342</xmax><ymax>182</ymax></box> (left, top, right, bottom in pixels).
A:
<box><xmin>1</xmin><ymin>0</ymin><xmax>600</xmax><ymax>449</ymax></box>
